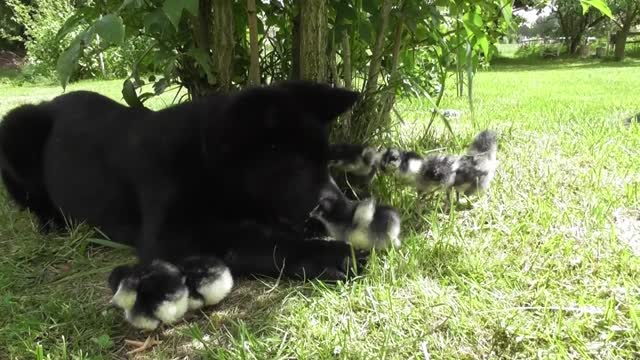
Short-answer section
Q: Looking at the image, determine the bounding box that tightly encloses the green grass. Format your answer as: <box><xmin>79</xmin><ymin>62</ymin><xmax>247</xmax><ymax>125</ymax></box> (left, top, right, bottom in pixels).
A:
<box><xmin>1</xmin><ymin>59</ymin><xmax>640</xmax><ymax>359</ymax></box>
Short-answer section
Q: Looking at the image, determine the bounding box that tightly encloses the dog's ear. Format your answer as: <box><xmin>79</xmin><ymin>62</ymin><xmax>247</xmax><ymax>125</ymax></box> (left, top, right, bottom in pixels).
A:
<box><xmin>277</xmin><ymin>81</ymin><xmax>359</xmax><ymax>124</ymax></box>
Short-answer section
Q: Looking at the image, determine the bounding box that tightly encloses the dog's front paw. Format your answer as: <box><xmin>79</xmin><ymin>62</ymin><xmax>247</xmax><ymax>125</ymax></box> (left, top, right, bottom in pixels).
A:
<box><xmin>108</xmin><ymin>260</ymin><xmax>189</xmax><ymax>330</ymax></box>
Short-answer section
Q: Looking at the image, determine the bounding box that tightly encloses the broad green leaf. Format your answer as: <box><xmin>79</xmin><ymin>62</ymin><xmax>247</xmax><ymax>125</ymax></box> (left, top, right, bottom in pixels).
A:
<box><xmin>358</xmin><ymin>21</ymin><xmax>374</xmax><ymax>45</ymax></box>
<box><xmin>501</xmin><ymin>0</ymin><xmax>512</xmax><ymax>24</ymax></box>
<box><xmin>187</xmin><ymin>47</ymin><xmax>215</xmax><ymax>84</ymax></box>
<box><xmin>476</xmin><ymin>36</ymin><xmax>489</xmax><ymax>57</ymax></box>
<box><xmin>362</xmin><ymin>0</ymin><xmax>378</xmax><ymax>15</ymax></box>
<box><xmin>56</xmin><ymin>29</ymin><xmax>95</xmax><ymax>89</ymax></box>
<box><xmin>55</xmin><ymin>13</ymin><xmax>84</xmax><ymax>43</ymax></box>
<box><xmin>580</xmin><ymin>0</ymin><xmax>612</xmax><ymax>18</ymax></box>
<box><xmin>144</xmin><ymin>9</ymin><xmax>172</xmax><ymax>34</ymax></box>
<box><xmin>415</xmin><ymin>23</ymin><xmax>429</xmax><ymax>42</ymax></box>
<box><xmin>184</xmin><ymin>0</ymin><xmax>199</xmax><ymax>16</ymax></box>
<box><xmin>162</xmin><ymin>0</ymin><xmax>199</xmax><ymax>29</ymax></box>
<box><xmin>94</xmin><ymin>15</ymin><xmax>125</xmax><ymax>45</ymax></box>
<box><xmin>57</xmin><ymin>40</ymin><xmax>82</xmax><ymax>90</ymax></box>
<box><xmin>335</xmin><ymin>1</ymin><xmax>357</xmax><ymax>25</ymax></box>
<box><xmin>119</xmin><ymin>0</ymin><xmax>143</xmax><ymax>10</ymax></box>
<box><xmin>463</xmin><ymin>11</ymin><xmax>484</xmax><ymax>35</ymax></box>
<box><xmin>54</xmin><ymin>8</ymin><xmax>101</xmax><ymax>42</ymax></box>
<box><xmin>122</xmin><ymin>79</ymin><xmax>145</xmax><ymax>108</ymax></box>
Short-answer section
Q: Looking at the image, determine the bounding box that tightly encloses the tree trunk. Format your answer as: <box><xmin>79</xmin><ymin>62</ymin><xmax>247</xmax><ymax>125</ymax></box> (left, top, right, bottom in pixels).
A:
<box><xmin>181</xmin><ymin>0</ymin><xmax>215</xmax><ymax>98</ymax></box>
<box><xmin>247</xmin><ymin>0</ymin><xmax>260</xmax><ymax>85</ymax></box>
<box><xmin>96</xmin><ymin>34</ymin><xmax>107</xmax><ymax>78</ymax></box>
<box><xmin>341</xmin><ymin>29</ymin><xmax>352</xmax><ymax>90</ymax></box>
<box><xmin>290</xmin><ymin>4</ymin><xmax>301</xmax><ymax>81</ymax></box>
<box><xmin>327</xmin><ymin>29</ymin><xmax>339</xmax><ymax>86</ymax></box>
<box><xmin>299</xmin><ymin>0</ymin><xmax>327</xmax><ymax>82</ymax></box>
<box><xmin>212</xmin><ymin>0</ymin><xmax>234</xmax><ymax>91</ymax></box>
<box><xmin>569</xmin><ymin>34</ymin><xmax>582</xmax><ymax>55</ymax></box>
<box><xmin>614</xmin><ymin>31</ymin><xmax>627</xmax><ymax>61</ymax></box>
<box><xmin>363</xmin><ymin>0</ymin><xmax>393</xmax><ymax>96</ymax></box>
<box><xmin>194</xmin><ymin>0</ymin><xmax>212</xmax><ymax>54</ymax></box>
<box><xmin>347</xmin><ymin>0</ymin><xmax>393</xmax><ymax>143</ymax></box>
<box><xmin>331</xmin><ymin>28</ymin><xmax>353</xmax><ymax>141</ymax></box>
<box><xmin>378</xmin><ymin>19</ymin><xmax>404</xmax><ymax>125</ymax></box>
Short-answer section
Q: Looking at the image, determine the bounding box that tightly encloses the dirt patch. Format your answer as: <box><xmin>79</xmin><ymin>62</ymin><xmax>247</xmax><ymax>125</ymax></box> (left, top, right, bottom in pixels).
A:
<box><xmin>613</xmin><ymin>208</ymin><xmax>640</xmax><ymax>256</ymax></box>
<box><xmin>0</xmin><ymin>50</ymin><xmax>25</xmax><ymax>69</ymax></box>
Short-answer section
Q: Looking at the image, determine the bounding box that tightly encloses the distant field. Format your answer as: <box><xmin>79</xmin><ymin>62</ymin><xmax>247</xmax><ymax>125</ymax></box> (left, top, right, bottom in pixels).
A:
<box><xmin>1</xmin><ymin>59</ymin><xmax>639</xmax><ymax>359</ymax></box>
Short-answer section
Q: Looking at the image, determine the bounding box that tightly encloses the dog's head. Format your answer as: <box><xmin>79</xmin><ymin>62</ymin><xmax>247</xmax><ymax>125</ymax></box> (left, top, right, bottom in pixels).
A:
<box><xmin>213</xmin><ymin>81</ymin><xmax>359</xmax><ymax>224</ymax></box>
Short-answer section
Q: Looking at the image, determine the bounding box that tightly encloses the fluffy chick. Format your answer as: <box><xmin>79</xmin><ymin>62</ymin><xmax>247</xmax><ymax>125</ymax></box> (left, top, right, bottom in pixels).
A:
<box><xmin>380</xmin><ymin>130</ymin><xmax>498</xmax><ymax>197</ymax></box>
<box><xmin>328</xmin><ymin>144</ymin><xmax>381</xmax><ymax>177</ymax></box>
<box><xmin>175</xmin><ymin>255</ymin><xmax>234</xmax><ymax>310</ymax></box>
<box><xmin>452</xmin><ymin>130</ymin><xmax>498</xmax><ymax>196</ymax></box>
<box><xmin>310</xmin><ymin>193</ymin><xmax>401</xmax><ymax>251</ymax></box>
<box><xmin>108</xmin><ymin>260</ymin><xmax>189</xmax><ymax>330</ymax></box>
<box><xmin>379</xmin><ymin>148</ymin><xmax>424</xmax><ymax>180</ymax></box>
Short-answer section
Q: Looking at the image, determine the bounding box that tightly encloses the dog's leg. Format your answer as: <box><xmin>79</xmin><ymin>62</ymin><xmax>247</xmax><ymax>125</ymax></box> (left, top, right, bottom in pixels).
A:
<box><xmin>208</xmin><ymin>220</ymin><xmax>368</xmax><ymax>281</ymax></box>
<box><xmin>136</xmin><ymin>181</ymin><xmax>175</xmax><ymax>263</ymax></box>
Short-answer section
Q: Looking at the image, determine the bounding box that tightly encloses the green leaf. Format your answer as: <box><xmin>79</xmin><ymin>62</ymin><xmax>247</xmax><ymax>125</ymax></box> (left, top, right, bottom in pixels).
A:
<box><xmin>122</xmin><ymin>79</ymin><xmax>145</xmax><ymax>108</ymax></box>
<box><xmin>500</xmin><ymin>0</ymin><xmax>512</xmax><ymax>24</ymax></box>
<box><xmin>580</xmin><ymin>0</ymin><xmax>612</xmax><ymax>18</ymax></box>
<box><xmin>55</xmin><ymin>8</ymin><xmax>101</xmax><ymax>43</ymax></box>
<box><xmin>55</xmin><ymin>13</ymin><xmax>84</xmax><ymax>43</ymax></box>
<box><xmin>91</xmin><ymin>335</ymin><xmax>114</xmax><ymax>350</ymax></box>
<box><xmin>119</xmin><ymin>0</ymin><xmax>143</xmax><ymax>11</ymax></box>
<box><xmin>462</xmin><ymin>11</ymin><xmax>484</xmax><ymax>35</ymax></box>
<box><xmin>162</xmin><ymin>0</ymin><xmax>199</xmax><ymax>29</ymax></box>
<box><xmin>476</xmin><ymin>36</ymin><xmax>489</xmax><ymax>57</ymax></box>
<box><xmin>56</xmin><ymin>28</ymin><xmax>95</xmax><ymax>90</ymax></box>
<box><xmin>95</xmin><ymin>14</ymin><xmax>125</xmax><ymax>45</ymax></box>
<box><xmin>184</xmin><ymin>0</ymin><xmax>199</xmax><ymax>16</ymax></box>
<box><xmin>335</xmin><ymin>2</ymin><xmax>357</xmax><ymax>25</ymax></box>
<box><xmin>187</xmin><ymin>47</ymin><xmax>215</xmax><ymax>84</ymax></box>
<box><xmin>57</xmin><ymin>41</ymin><xmax>82</xmax><ymax>90</ymax></box>
<box><xmin>86</xmin><ymin>237</ymin><xmax>134</xmax><ymax>250</ymax></box>
<box><xmin>362</xmin><ymin>0</ymin><xmax>378</xmax><ymax>15</ymax></box>
<box><xmin>144</xmin><ymin>9</ymin><xmax>172</xmax><ymax>34</ymax></box>
<box><xmin>358</xmin><ymin>21</ymin><xmax>374</xmax><ymax>45</ymax></box>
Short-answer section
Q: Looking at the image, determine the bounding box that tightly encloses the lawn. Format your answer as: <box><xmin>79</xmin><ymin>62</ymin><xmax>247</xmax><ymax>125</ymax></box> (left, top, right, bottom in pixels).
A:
<box><xmin>1</xmin><ymin>59</ymin><xmax>639</xmax><ymax>359</ymax></box>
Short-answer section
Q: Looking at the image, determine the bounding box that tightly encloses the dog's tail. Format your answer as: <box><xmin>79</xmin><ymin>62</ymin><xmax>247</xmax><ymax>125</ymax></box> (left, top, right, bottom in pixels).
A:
<box><xmin>467</xmin><ymin>130</ymin><xmax>497</xmax><ymax>161</ymax></box>
<box><xmin>0</xmin><ymin>103</ymin><xmax>60</xmax><ymax>230</ymax></box>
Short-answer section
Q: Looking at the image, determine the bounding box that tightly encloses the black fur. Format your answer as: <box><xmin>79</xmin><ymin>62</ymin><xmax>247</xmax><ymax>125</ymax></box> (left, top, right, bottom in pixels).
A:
<box><xmin>0</xmin><ymin>81</ymin><xmax>362</xmax><ymax>281</ymax></box>
<box><xmin>0</xmin><ymin>104</ymin><xmax>64</xmax><ymax>231</ymax></box>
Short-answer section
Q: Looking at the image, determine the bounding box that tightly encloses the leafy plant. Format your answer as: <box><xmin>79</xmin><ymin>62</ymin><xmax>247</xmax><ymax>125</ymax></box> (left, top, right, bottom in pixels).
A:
<box><xmin>52</xmin><ymin>0</ymin><xmax>519</xmax><ymax>143</ymax></box>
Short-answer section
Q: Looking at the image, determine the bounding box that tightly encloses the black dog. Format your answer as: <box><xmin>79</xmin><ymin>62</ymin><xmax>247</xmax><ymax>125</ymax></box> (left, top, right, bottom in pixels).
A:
<box><xmin>0</xmin><ymin>81</ymin><xmax>362</xmax><ymax>281</ymax></box>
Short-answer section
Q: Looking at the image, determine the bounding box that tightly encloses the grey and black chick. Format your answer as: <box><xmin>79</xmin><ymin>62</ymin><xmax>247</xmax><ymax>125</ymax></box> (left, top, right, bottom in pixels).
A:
<box><xmin>175</xmin><ymin>255</ymin><xmax>234</xmax><ymax>311</ymax></box>
<box><xmin>415</xmin><ymin>154</ymin><xmax>459</xmax><ymax>193</ymax></box>
<box><xmin>310</xmin><ymin>183</ymin><xmax>401</xmax><ymax>250</ymax></box>
<box><xmin>108</xmin><ymin>260</ymin><xmax>189</xmax><ymax>330</ymax></box>
<box><xmin>379</xmin><ymin>148</ymin><xmax>426</xmax><ymax>183</ymax></box>
<box><xmin>328</xmin><ymin>144</ymin><xmax>381</xmax><ymax>177</ymax></box>
<box><xmin>452</xmin><ymin>130</ymin><xmax>499</xmax><ymax>196</ymax></box>
<box><xmin>381</xmin><ymin>130</ymin><xmax>498</xmax><ymax>197</ymax></box>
